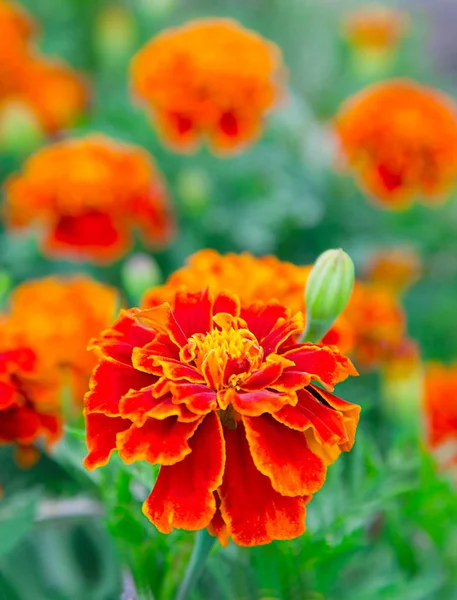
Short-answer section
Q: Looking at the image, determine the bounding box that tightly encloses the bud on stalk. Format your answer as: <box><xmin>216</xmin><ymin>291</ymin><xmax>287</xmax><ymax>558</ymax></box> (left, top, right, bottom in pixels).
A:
<box><xmin>302</xmin><ymin>249</ymin><xmax>355</xmax><ymax>343</ymax></box>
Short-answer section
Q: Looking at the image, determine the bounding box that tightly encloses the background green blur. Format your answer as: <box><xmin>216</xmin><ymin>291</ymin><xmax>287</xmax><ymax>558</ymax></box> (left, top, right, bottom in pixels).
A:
<box><xmin>2</xmin><ymin>1</ymin><xmax>457</xmax><ymax>599</ymax></box>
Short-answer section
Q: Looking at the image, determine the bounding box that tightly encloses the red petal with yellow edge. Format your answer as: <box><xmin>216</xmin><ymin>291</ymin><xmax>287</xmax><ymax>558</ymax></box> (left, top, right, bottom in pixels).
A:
<box><xmin>271</xmin><ymin>370</ymin><xmax>312</xmax><ymax>392</ymax></box>
<box><xmin>85</xmin><ymin>360</ymin><xmax>153</xmax><ymax>416</ymax></box>
<box><xmin>169</xmin><ymin>382</ymin><xmax>218</xmax><ymax>414</ymax></box>
<box><xmin>134</xmin><ymin>304</ymin><xmax>187</xmax><ymax>347</ymax></box>
<box><xmin>283</xmin><ymin>345</ymin><xmax>357</xmax><ymax>389</ymax></box>
<box><xmin>143</xmin><ymin>412</ymin><xmax>225</xmax><ymax>533</ymax></box>
<box><xmin>243</xmin><ymin>414</ymin><xmax>326</xmax><ymax>496</ymax></box>
<box><xmin>273</xmin><ymin>389</ymin><xmax>348</xmax><ymax>446</ymax></box>
<box><xmin>119</xmin><ymin>389</ymin><xmax>200</xmax><ymax>425</ymax></box>
<box><xmin>0</xmin><ymin>406</ymin><xmax>40</xmax><ymax>443</ymax></box>
<box><xmin>260</xmin><ymin>315</ymin><xmax>305</xmax><ymax>357</ymax></box>
<box><xmin>219</xmin><ymin>422</ymin><xmax>308</xmax><ymax>546</ymax></box>
<box><xmin>241</xmin><ymin>357</ymin><xmax>292</xmax><ymax>391</ymax></box>
<box><xmin>213</xmin><ymin>292</ymin><xmax>240</xmax><ymax>317</ymax></box>
<box><xmin>116</xmin><ymin>416</ymin><xmax>202</xmax><ymax>465</ymax></box>
<box><xmin>207</xmin><ymin>492</ymin><xmax>229</xmax><ymax>547</ymax></box>
<box><xmin>228</xmin><ymin>388</ymin><xmax>294</xmax><ymax>417</ymax></box>
<box><xmin>310</xmin><ymin>386</ymin><xmax>361</xmax><ymax>451</ymax></box>
<box><xmin>83</xmin><ymin>413</ymin><xmax>130</xmax><ymax>470</ymax></box>
<box><xmin>240</xmin><ymin>303</ymin><xmax>288</xmax><ymax>342</ymax></box>
<box><xmin>173</xmin><ymin>289</ymin><xmax>212</xmax><ymax>338</ymax></box>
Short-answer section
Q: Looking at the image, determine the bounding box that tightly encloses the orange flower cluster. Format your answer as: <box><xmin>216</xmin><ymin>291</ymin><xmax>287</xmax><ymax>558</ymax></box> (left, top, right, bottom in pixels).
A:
<box><xmin>142</xmin><ymin>249</ymin><xmax>411</xmax><ymax>370</ymax></box>
<box><xmin>0</xmin><ymin>275</ymin><xmax>119</xmax><ymax>463</ymax></box>
<box><xmin>130</xmin><ymin>18</ymin><xmax>284</xmax><ymax>154</ymax></box>
<box><xmin>342</xmin><ymin>5</ymin><xmax>409</xmax><ymax>54</ymax></box>
<box><xmin>334</xmin><ymin>80</ymin><xmax>457</xmax><ymax>209</ymax></box>
<box><xmin>84</xmin><ymin>289</ymin><xmax>360</xmax><ymax>546</ymax></box>
<box><xmin>365</xmin><ymin>247</ymin><xmax>421</xmax><ymax>293</ymax></box>
<box><xmin>3</xmin><ymin>134</ymin><xmax>175</xmax><ymax>263</ymax></box>
<box><xmin>423</xmin><ymin>363</ymin><xmax>457</xmax><ymax>464</ymax></box>
<box><xmin>0</xmin><ymin>0</ymin><xmax>86</xmax><ymax>134</ymax></box>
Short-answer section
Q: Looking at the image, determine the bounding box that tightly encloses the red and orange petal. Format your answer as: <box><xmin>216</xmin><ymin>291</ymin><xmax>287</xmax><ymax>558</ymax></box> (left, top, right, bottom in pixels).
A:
<box><xmin>334</xmin><ymin>79</ymin><xmax>457</xmax><ymax>208</ymax></box>
<box><xmin>423</xmin><ymin>363</ymin><xmax>457</xmax><ymax>451</ymax></box>
<box><xmin>7</xmin><ymin>275</ymin><xmax>119</xmax><ymax>404</ymax></box>
<box><xmin>3</xmin><ymin>134</ymin><xmax>175</xmax><ymax>262</ymax></box>
<box><xmin>365</xmin><ymin>247</ymin><xmax>421</xmax><ymax>293</ymax></box>
<box><xmin>83</xmin><ymin>289</ymin><xmax>360</xmax><ymax>546</ymax></box>
<box><xmin>130</xmin><ymin>18</ymin><xmax>285</xmax><ymax>155</ymax></box>
<box><xmin>342</xmin><ymin>4</ymin><xmax>410</xmax><ymax>53</ymax></box>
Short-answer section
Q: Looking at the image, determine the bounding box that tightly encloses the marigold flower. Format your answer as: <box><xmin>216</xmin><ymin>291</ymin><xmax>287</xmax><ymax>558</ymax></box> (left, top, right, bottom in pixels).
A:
<box><xmin>365</xmin><ymin>247</ymin><xmax>421</xmax><ymax>293</ymax></box>
<box><xmin>3</xmin><ymin>135</ymin><xmax>175</xmax><ymax>262</ymax></box>
<box><xmin>0</xmin><ymin>322</ymin><xmax>62</xmax><ymax>459</ymax></box>
<box><xmin>342</xmin><ymin>5</ymin><xmax>409</xmax><ymax>54</ymax></box>
<box><xmin>0</xmin><ymin>0</ymin><xmax>36</xmax><ymax>47</ymax></box>
<box><xmin>7</xmin><ymin>276</ymin><xmax>119</xmax><ymax>403</ymax></box>
<box><xmin>334</xmin><ymin>80</ymin><xmax>457</xmax><ymax>208</ymax></box>
<box><xmin>423</xmin><ymin>363</ymin><xmax>457</xmax><ymax>454</ymax></box>
<box><xmin>84</xmin><ymin>289</ymin><xmax>360</xmax><ymax>546</ymax></box>
<box><xmin>130</xmin><ymin>18</ymin><xmax>284</xmax><ymax>154</ymax></box>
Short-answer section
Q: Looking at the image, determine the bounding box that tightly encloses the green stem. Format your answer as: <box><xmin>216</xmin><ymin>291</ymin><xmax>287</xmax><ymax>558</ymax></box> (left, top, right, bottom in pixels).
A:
<box><xmin>175</xmin><ymin>530</ymin><xmax>216</xmax><ymax>600</ymax></box>
<box><xmin>300</xmin><ymin>320</ymin><xmax>331</xmax><ymax>344</ymax></box>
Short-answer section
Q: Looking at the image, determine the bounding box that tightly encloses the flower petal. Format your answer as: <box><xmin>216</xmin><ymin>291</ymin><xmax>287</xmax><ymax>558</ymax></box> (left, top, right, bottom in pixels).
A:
<box><xmin>170</xmin><ymin>382</ymin><xmax>218</xmax><ymax>414</ymax></box>
<box><xmin>241</xmin><ymin>356</ymin><xmax>293</xmax><ymax>391</ymax></box>
<box><xmin>142</xmin><ymin>412</ymin><xmax>225</xmax><ymax>533</ymax></box>
<box><xmin>310</xmin><ymin>386</ymin><xmax>361</xmax><ymax>451</ymax></box>
<box><xmin>243</xmin><ymin>414</ymin><xmax>326</xmax><ymax>496</ymax></box>
<box><xmin>116</xmin><ymin>416</ymin><xmax>202</xmax><ymax>465</ymax></box>
<box><xmin>240</xmin><ymin>302</ymin><xmax>288</xmax><ymax>342</ymax></box>
<box><xmin>84</xmin><ymin>360</ymin><xmax>153</xmax><ymax>416</ymax></box>
<box><xmin>213</xmin><ymin>291</ymin><xmax>240</xmax><ymax>317</ymax></box>
<box><xmin>173</xmin><ymin>289</ymin><xmax>212</xmax><ymax>338</ymax></box>
<box><xmin>228</xmin><ymin>388</ymin><xmax>294</xmax><ymax>417</ymax></box>
<box><xmin>219</xmin><ymin>422</ymin><xmax>308</xmax><ymax>546</ymax></box>
<box><xmin>134</xmin><ymin>304</ymin><xmax>187</xmax><ymax>347</ymax></box>
<box><xmin>83</xmin><ymin>412</ymin><xmax>130</xmax><ymax>470</ymax></box>
<box><xmin>260</xmin><ymin>314</ymin><xmax>305</xmax><ymax>356</ymax></box>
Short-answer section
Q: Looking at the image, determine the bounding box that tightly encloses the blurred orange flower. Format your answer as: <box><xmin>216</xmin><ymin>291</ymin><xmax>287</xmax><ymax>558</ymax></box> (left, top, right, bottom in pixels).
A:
<box><xmin>334</xmin><ymin>80</ymin><xmax>457</xmax><ymax>208</ymax></box>
<box><xmin>365</xmin><ymin>247</ymin><xmax>421</xmax><ymax>293</ymax></box>
<box><xmin>84</xmin><ymin>289</ymin><xmax>359</xmax><ymax>546</ymax></box>
<box><xmin>0</xmin><ymin>0</ymin><xmax>36</xmax><ymax>46</ymax></box>
<box><xmin>8</xmin><ymin>276</ymin><xmax>119</xmax><ymax>403</ymax></box>
<box><xmin>424</xmin><ymin>363</ymin><xmax>457</xmax><ymax>456</ymax></box>
<box><xmin>0</xmin><ymin>322</ymin><xmax>62</xmax><ymax>463</ymax></box>
<box><xmin>342</xmin><ymin>4</ymin><xmax>409</xmax><ymax>54</ymax></box>
<box><xmin>130</xmin><ymin>18</ymin><xmax>285</xmax><ymax>154</ymax></box>
<box><xmin>3</xmin><ymin>134</ymin><xmax>175</xmax><ymax>262</ymax></box>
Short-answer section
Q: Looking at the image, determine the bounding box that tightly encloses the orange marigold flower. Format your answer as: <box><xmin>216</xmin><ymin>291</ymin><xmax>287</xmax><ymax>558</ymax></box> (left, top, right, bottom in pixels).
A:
<box><xmin>365</xmin><ymin>247</ymin><xmax>421</xmax><ymax>293</ymax></box>
<box><xmin>334</xmin><ymin>79</ymin><xmax>457</xmax><ymax>209</ymax></box>
<box><xmin>3</xmin><ymin>134</ymin><xmax>175</xmax><ymax>263</ymax></box>
<box><xmin>83</xmin><ymin>289</ymin><xmax>360</xmax><ymax>546</ymax></box>
<box><xmin>130</xmin><ymin>18</ymin><xmax>285</xmax><ymax>154</ymax></box>
<box><xmin>0</xmin><ymin>322</ymin><xmax>62</xmax><ymax>457</ymax></box>
<box><xmin>7</xmin><ymin>276</ymin><xmax>119</xmax><ymax>403</ymax></box>
<box><xmin>423</xmin><ymin>363</ymin><xmax>457</xmax><ymax>454</ymax></box>
<box><xmin>0</xmin><ymin>0</ymin><xmax>36</xmax><ymax>47</ymax></box>
<box><xmin>342</xmin><ymin>4</ymin><xmax>409</xmax><ymax>53</ymax></box>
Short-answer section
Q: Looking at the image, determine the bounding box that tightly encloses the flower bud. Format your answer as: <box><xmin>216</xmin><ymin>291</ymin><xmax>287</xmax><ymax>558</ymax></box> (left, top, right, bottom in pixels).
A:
<box><xmin>303</xmin><ymin>249</ymin><xmax>355</xmax><ymax>343</ymax></box>
<box><xmin>95</xmin><ymin>5</ymin><xmax>138</xmax><ymax>71</ymax></box>
<box><xmin>0</xmin><ymin>100</ymin><xmax>44</xmax><ymax>156</ymax></box>
<box><xmin>121</xmin><ymin>253</ymin><xmax>162</xmax><ymax>305</ymax></box>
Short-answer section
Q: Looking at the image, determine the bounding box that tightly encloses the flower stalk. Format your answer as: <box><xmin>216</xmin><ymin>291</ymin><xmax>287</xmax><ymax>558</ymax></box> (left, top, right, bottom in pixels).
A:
<box><xmin>175</xmin><ymin>530</ymin><xmax>216</xmax><ymax>600</ymax></box>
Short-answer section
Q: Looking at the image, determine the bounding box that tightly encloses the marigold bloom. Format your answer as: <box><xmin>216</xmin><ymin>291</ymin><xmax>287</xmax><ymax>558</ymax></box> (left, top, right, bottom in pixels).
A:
<box><xmin>130</xmin><ymin>18</ymin><xmax>284</xmax><ymax>154</ymax></box>
<box><xmin>342</xmin><ymin>5</ymin><xmax>409</xmax><ymax>54</ymax></box>
<box><xmin>7</xmin><ymin>276</ymin><xmax>119</xmax><ymax>403</ymax></box>
<box><xmin>4</xmin><ymin>135</ymin><xmax>174</xmax><ymax>262</ymax></box>
<box><xmin>0</xmin><ymin>0</ymin><xmax>36</xmax><ymax>47</ymax></box>
<box><xmin>84</xmin><ymin>289</ymin><xmax>360</xmax><ymax>546</ymax></box>
<box><xmin>365</xmin><ymin>248</ymin><xmax>421</xmax><ymax>293</ymax></box>
<box><xmin>423</xmin><ymin>363</ymin><xmax>457</xmax><ymax>455</ymax></box>
<box><xmin>0</xmin><ymin>322</ymin><xmax>62</xmax><ymax>459</ymax></box>
<box><xmin>334</xmin><ymin>80</ymin><xmax>457</xmax><ymax>208</ymax></box>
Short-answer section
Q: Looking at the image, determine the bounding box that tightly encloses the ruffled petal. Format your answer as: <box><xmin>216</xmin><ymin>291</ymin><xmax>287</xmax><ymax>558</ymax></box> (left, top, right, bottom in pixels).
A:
<box><xmin>240</xmin><ymin>302</ymin><xmax>289</xmax><ymax>342</ymax></box>
<box><xmin>119</xmin><ymin>388</ymin><xmax>199</xmax><ymax>425</ymax></box>
<box><xmin>83</xmin><ymin>412</ymin><xmax>130</xmax><ymax>470</ymax></box>
<box><xmin>116</xmin><ymin>416</ymin><xmax>203</xmax><ymax>465</ymax></box>
<box><xmin>241</xmin><ymin>356</ymin><xmax>293</xmax><ymax>391</ymax></box>
<box><xmin>243</xmin><ymin>414</ymin><xmax>326</xmax><ymax>496</ymax></box>
<box><xmin>84</xmin><ymin>360</ymin><xmax>153</xmax><ymax>416</ymax></box>
<box><xmin>227</xmin><ymin>388</ymin><xmax>295</xmax><ymax>417</ymax></box>
<box><xmin>219</xmin><ymin>422</ymin><xmax>308</xmax><ymax>546</ymax></box>
<box><xmin>143</xmin><ymin>412</ymin><xmax>225</xmax><ymax>533</ymax></box>
<box><xmin>173</xmin><ymin>289</ymin><xmax>212</xmax><ymax>338</ymax></box>
<box><xmin>273</xmin><ymin>389</ymin><xmax>349</xmax><ymax>446</ymax></box>
<box><xmin>170</xmin><ymin>382</ymin><xmax>218</xmax><ymax>414</ymax></box>
<box><xmin>133</xmin><ymin>349</ymin><xmax>203</xmax><ymax>383</ymax></box>
<box><xmin>213</xmin><ymin>291</ymin><xmax>240</xmax><ymax>317</ymax></box>
<box><xmin>134</xmin><ymin>304</ymin><xmax>187</xmax><ymax>347</ymax></box>
<box><xmin>260</xmin><ymin>314</ymin><xmax>305</xmax><ymax>356</ymax></box>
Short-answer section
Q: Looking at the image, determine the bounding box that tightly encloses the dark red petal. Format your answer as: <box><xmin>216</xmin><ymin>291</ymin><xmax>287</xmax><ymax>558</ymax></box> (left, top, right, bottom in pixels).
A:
<box><xmin>273</xmin><ymin>389</ymin><xmax>348</xmax><ymax>446</ymax></box>
<box><xmin>228</xmin><ymin>388</ymin><xmax>294</xmax><ymax>417</ymax></box>
<box><xmin>243</xmin><ymin>414</ymin><xmax>326</xmax><ymax>496</ymax></box>
<box><xmin>143</xmin><ymin>412</ymin><xmax>225</xmax><ymax>533</ymax></box>
<box><xmin>240</xmin><ymin>302</ymin><xmax>288</xmax><ymax>342</ymax></box>
<box><xmin>116</xmin><ymin>416</ymin><xmax>202</xmax><ymax>465</ymax></box>
<box><xmin>219</xmin><ymin>422</ymin><xmax>307</xmax><ymax>546</ymax></box>
<box><xmin>0</xmin><ymin>380</ymin><xmax>17</xmax><ymax>410</ymax></box>
<box><xmin>173</xmin><ymin>289</ymin><xmax>212</xmax><ymax>338</ymax></box>
<box><xmin>84</xmin><ymin>360</ymin><xmax>154</xmax><ymax>416</ymax></box>
<box><xmin>213</xmin><ymin>292</ymin><xmax>240</xmax><ymax>317</ymax></box>
<box><xmin>83</xmin><ymin>413</ymin><xmax>130</xmax><ymax>470</ymax></box>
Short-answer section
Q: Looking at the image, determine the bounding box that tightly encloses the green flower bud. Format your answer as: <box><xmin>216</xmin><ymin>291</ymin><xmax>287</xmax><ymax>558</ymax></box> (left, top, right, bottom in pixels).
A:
<box><xmin>303</xmin><ymin>249</ymin><xmax>355</xmax><ymax>343</ymax></box>
<box><xmin>121</xmin><ymin>253</ymin><xmax>162</xmax><ymax>305</ymax></box>
<box><xmin>0</xmin><ymin>101</ymin><xmax>44</xmax><ymax>156</ymax></box>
